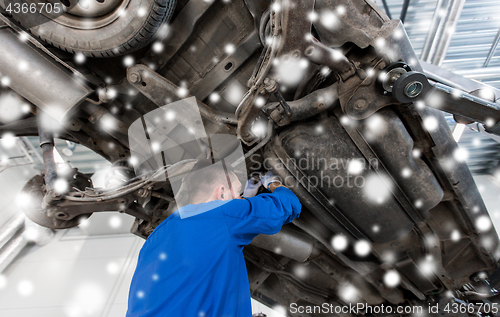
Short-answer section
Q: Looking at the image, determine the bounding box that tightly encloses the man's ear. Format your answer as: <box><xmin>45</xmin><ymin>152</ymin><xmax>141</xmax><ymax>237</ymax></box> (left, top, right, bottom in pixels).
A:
<box><xmin>216</xmin><ymin>185</ymin><xmax>225</xmax><ymax>200</ymax></box>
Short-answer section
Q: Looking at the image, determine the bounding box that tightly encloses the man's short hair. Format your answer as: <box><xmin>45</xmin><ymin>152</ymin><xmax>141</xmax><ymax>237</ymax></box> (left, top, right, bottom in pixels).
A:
<box><xmin>183</xmin><ymin>159</ymin><xmax>237</xmax><ymax>201</ymax></box>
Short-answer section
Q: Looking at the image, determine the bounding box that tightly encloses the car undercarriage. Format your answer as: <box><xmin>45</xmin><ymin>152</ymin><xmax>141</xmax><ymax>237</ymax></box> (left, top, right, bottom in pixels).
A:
<box><xmin>1</xmin><ymin>0</ymin><xmax>500</xmax><ymax>315</ymax></box>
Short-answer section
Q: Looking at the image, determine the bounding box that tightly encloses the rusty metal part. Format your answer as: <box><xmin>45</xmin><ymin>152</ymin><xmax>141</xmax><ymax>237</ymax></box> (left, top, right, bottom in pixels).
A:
<box><xmin>20</xmin><ymin>171</ymin><xmax>153</xmax><ymax>230</ymax></box>
<box><xmin>276</xmin><ymin>0</ymin><xmax>350</xmax><ymax>73</ymax></box>
<box><xmin>0</xmin><ymin>27</ymin><xmax>93</xmax><ymax>123</ymax></box>
<box><xmin>251</xmin><ymin>225</ymin><xmax>318</xmax><ymax>262</ymax></box>
<box><xmin>37</xmin><ymin>113</ymin><xmax>57</xmax><ymax>191</ymax></box>
<box><xmin>0</xmin><ymin>13</ymin><xmax>91</xmax><ymax>81</ymax></box>
<box><xmin>127</xmin><ymin>65</ymin><xmax>237</xmax><ymax>125</ymax></box>
<box><xmin>338</xmin><ymin>22</ymin><xmax>428</xmax><ymax>120</ymax></box>
<box><xmin>265</xmin><ymin>82</ymin><xmax>339</xmax><ymax>126</ymax></box>
<box><xmin>424</xmin><ymin>83</ymin><xmax>500</xmax><ymax>135</ymax></box>
<box><xmin>313</xmin><ymin>0</ymin><xmax>390</xmax><ymax>49</ymax></box>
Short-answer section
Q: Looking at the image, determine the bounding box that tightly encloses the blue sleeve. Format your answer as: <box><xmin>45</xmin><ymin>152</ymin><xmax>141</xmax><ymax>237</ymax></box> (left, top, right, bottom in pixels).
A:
<box><xmin>222</xmin><ymin>187</ymin><xmax>302</xmax><ymax>247</ymax></box>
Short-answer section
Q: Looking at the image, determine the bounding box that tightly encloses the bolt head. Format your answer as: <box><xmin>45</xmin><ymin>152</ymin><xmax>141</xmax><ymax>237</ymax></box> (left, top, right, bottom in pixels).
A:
<box><xmin>129</xmin><ymin>73</ymin><xmax>140</xmax><ymax>83</ymax></box>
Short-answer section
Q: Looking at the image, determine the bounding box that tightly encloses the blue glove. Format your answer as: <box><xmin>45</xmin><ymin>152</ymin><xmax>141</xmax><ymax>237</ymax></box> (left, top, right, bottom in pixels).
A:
<box><xmin>243</xmin><ymin>178</ymin><xmax>261</xmax><ymax>198</ymax></box>
<box><xmin>259</xmin><ymin>170</ymin><xmax>281</xmax><ymax>190</ymax></box>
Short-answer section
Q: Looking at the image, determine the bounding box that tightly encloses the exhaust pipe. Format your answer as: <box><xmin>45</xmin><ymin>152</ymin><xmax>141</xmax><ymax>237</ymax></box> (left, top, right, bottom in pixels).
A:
<box><xmin>0</xmin><ymin>28</ymin><xmax>92</xmax><ymax>123</ymax></box>
<box><xmin>251</xmin><ymin>225</ymin><xmax>318</xmax><ymax>262</ymax></box>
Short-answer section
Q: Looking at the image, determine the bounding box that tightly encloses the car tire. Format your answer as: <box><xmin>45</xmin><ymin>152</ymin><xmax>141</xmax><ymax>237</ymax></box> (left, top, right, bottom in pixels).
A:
<box><xmin>19</xmin><ymin>0</ymin><xmax>176</xmax><ymax>57</ymax></box>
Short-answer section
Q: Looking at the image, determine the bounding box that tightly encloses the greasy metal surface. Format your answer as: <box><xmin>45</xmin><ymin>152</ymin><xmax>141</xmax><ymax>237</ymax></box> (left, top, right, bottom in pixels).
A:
<box><xmin>127</xmin><ymin>65</ymin><xmax>237</xmax><ymax>126</ymax></box>
<box><xmin>266</xmin><ymin>116</ymin><xmax>417</xmax><ymax>243</ymax></box>
<box><xmin>251</xmin><ymin>225</ymin><xmax>316</xmax><ymax>262</ymax></box>
<box><xmin>276</xmin><ymin>0</ymin><xmax>350</xmax><ymax>72</ymax></box>
<box><xmin>313</xmin><ymin>0</ymin><xmax>390</xmax><ymax>49</ymax></box>
<box><xmin>264</xmin><ymin>83</ymin><xmax>339</xmax><ymax>127</ymax></box>
<box><xmin>0</xmin><ymin>28</ymin><xmax>92</xmax><ymax>123</ymax></box>
<box><xmin>426</xmin><ymin>83</ymin><xmax>500</xmax><ymax>126</ymax></box>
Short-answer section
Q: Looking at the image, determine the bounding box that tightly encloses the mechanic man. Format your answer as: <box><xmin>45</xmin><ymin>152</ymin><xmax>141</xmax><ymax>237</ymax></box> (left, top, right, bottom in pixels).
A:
<box><xmin>126</xmin><ymin>160</ymin><xmax>302</xmax><ymax>317</ymax></box>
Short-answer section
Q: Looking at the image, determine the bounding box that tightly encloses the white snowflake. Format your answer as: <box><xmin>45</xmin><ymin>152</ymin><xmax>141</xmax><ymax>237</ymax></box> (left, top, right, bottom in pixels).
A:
<box><xmin>451</xmin><ymin>230</ymin><xmax>460</xmax><ymax>241</ymax></box>
<box><xmin>18</xmin><ymin>61</ymin><xmax>28</xmax><ymax>71</ymax></box>
<box><xmin>152</xmin><ymin>42</ymin><xmax>164</xmax><ymax>53</ymax></box>
<box><xmin>151</xmin><ymin>141</ymin><xmax>161</xmax><ymax>152</ymax></box>
<box><xmin>107</xmin><ymin>262</ymin><xmax>120</xmax><ymax>275</ymax></box>
<box><xmin>0</xmin><ymin>76</ymin><xmax>11</xmax><ymax>87</ymax></box>
<box><xmin>393</xmin><ymin>28</ymin><xmax>404</xmax><ymax>39</ymax></box>
<box><xmin>123</xmin><ymin>56</ymin><xmax>135</xmax><ymax>67</ymax></box>
<box><xmin>372</xmin><ymin>224</ymin><xmax>380</xmax><ymax>233</ymax></box>
<box><xmin>308</xmin><ymin>11</ymin><xmax>318</xmax><ymax>22</ymax></box>
<box><xmin>331</xmin><ymin>49</ymin><xmax>344</xmax><ymax>61</ymax></box>
<box><xmin>129</xmin><ymin>156</ymin><xmax>139</xmax><ymax>166</ymax></box>
<box><xmin>383</xmin><ymin>270</ymin><xmax>400</xmax><ymax>287</ymax></box>
<box><xmin>254</xmin><ymin>96</ymin><xmax>266</xmax><ymax>108</ymax></box>
<box><xmin>100</xmin><ymin>114</ymin><xmax>116</xmax><ymax>131</ymax></box>
<box><xmin>53</xmin><ymin>178</ymin><xmax>69</xmax><ymax>194</ymax></box>
<box><xmin>331</xmin><ymin>235</ymin><xmax>348</xmax><ymax>251</ymax></box>
<box><xmin>476</xmin><ymin>215</ymin><xmax>492</xmax><ymax>232</ymax></box>
<box><xmin>209</xmin><ymin>92</ymin><xmax>220</xmax><ymax>103</ymax></box>
<box><xmin>340</xmin><ymin>115</ymin><xmax>354</xmax><ymax>126</ymax></box>
<box><xmin>23</xmin><ymin>226</ymin><xmax>40</xmax><ymax>242</ymax></box>
<box><xmin>293</xmin><ymin>265</ymin><xmax>308</xmax><ymax>279</ymax></box>
<box><xmin>485</xmin><ymin>118</ymin><xmax>495</xmax><ymax>128</ymax></box>
<box><xmin>472</xmin><ymin>138</ymin><xmax>481</xmax><ymax>147</ymax></box>
<box><xmin>74</xmin><ymin>52</ymin><xmax>86</xmax><ymax>64</ymax></box>
<box><xmin>0</xmin><ymin>94</ymin><xmax>29</xmax><ymax>123</ymax></box>
<box><xmin>363</xmin><ymin>173</ymin><xmax>393</xmax><ymax>204</ymax></box>
<box><xmin>177</xmin><ymin>86</ymin><xmax>189</xmax><ymax>98</ymax></box>
<box><xmin>18</xmin><ymin>32</ymin><xmax>29</xmax><ymax>42</ymax></box>
<box><xmin>1</xmin><ymin>132</ymin><xmax>16</xmax><ymax>149</ymax></box>
<box><xmin>159</xmin><ymin>252</ymin><xmax>167</xmax><ymax>260</ymax></box>
<box><xmin>106</xmin><ymin>88</ymin><xmax>117</xmax><ymax>100</ymax></box>
<box><xmin>0</xmin><ymin>274</ymin><xmax>6</xmax><ymax>289</ymax></box>
<box><xmin>109</xmin><ymin>216</ymin><xmax>122</xmax><ymax>228</ymax></box>
<box><xmin>16</xmin><ymin>192</ymin><xmax>32</xmax><ymax>209</ymax></box>
<box><xmin>336</xmin><ymin>5</ymin><xmax>346</xmax><ymax>15</ymax></box>
<box><xmin>381</xmin><ymin>251</ymin><xmax>396</xmax><ymax>263</ymax></box>
<box><xmin>78</xmin><ymin>217</ymin><xmax>91</xmax><ymax>228</ymax></box>
<box><xmin>165</xmin><ymin>110</ymin><xmax>176</xmax><ymax>121</ymax></box>
<box><xmin>17</xmin><ymin>280</ymin><xmax>34</xmax><ymax>296</ymax></box>
<box><xmin>374</xmin><ymin>37</ymin><xmax>385</xmax><ymax>48</ymax></box>
<box><xmin>275</xmin><ymin>59</ymin><xmax>306</xmax><ymax>86</ymax></box>
<box><xmin>401</xmin><ymin>168</ymin><xmax>412</xmax><ymax>178</ymax></box>
<box><xmin>137</xmin><ymin>6</ymin><xmax>147</xmax><ymax>17</ymax></box>
<box><xmin>412</xmin><ymin>148</ymin><xmax>421</xmax><ymax>158</ymax></box>
<box><xmin>251</xmin><ymin>121</ymin><xmax>267</xmax><ymax>138</ymax></box>
<box><xmin>339</xmin><ymin>284</ymin><xmax>358</xmax><ymax>302</ymax></box>
<box><xmin>270</xmin><ymin>2</ymin><xmax>281</xmax><ymax>13</ymax></box>
<box><xmin>415</xmin><ymin>101</ymin><xmax>425</xmax><ymax>109</ymax></box>
<box><xmin>354</xmin><ymin>240</ymin><xmax>371</xmax><ymax>257</ymax></box>
<box><xmin>225</xmin><ymin>83</ymin><xmax>245</xmax><ymax>106</ymax></box>
<box><xmin>365</xmin><ymin>114</ymin><xmax>386</xmax><ymax>139</ymax></box>
<box><xmin>423</xmin><ymin>116</ymin><xmax>438</xmax><ymax>132</ymax></box>
<box><xmin>347</xmin><ymin>159</ymin><xmax>364</xmax><ymax>175</ymax></box>
<box><xmin>419</xmin><ymin>255</ymin><xmax>435</xmax><ymax>276</ymax></box>
<box><xmin>453</xmin><ymin>148</ymin><xmax>469</xmax><ymax>162</ymax></box>
<box><xmin>320</xmin><ymin>10</ymin><xmax>338</xmax><ymax>30</ymax></box>
<box><xmin>156</xmin><ymin>24</ymin><xmax>171</xmax><ymax>39</ymax></box>
<box><xmin>414</xmin><ymin>199</ymin><xmax>423</xmax><ymax>208</ymax></box>
<box><xmin>224</xmin><ymin>44</ymin><xmax>235</xmax><ymax>54</ymax></box>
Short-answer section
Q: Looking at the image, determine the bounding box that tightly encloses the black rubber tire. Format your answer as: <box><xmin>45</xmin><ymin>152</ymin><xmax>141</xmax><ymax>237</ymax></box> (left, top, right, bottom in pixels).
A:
<box><xmin>22</xmin><ymin>0</ymin><xmax>176</xmax><ymax>57</ymax></box>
